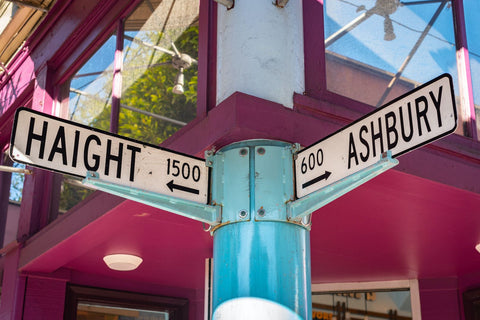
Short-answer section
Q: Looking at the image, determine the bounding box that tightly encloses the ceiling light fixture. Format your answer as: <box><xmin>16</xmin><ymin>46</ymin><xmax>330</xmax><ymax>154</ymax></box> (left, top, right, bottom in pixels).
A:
<box><xmin>475</xmin><ymin>243</ymin><xmax>480</xmax><ymax>253</ymax></box>
<box><xmin>103</xmin><ymin>254</ymin><xmax>143</xmax><ymax>271</ymax></box>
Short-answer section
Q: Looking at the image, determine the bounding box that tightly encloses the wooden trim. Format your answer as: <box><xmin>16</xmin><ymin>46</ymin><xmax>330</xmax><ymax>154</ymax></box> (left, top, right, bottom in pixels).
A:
<box><xmin>64</xmin><ymin>284</ymin><xmax>189</xmax><ymax>320</ymax></box>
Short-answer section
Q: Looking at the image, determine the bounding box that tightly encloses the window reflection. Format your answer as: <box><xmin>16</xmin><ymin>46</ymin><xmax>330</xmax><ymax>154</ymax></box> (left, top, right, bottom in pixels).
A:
<box><xmin>119</xmin><ymin>0</ymin><xmax>198</xmax><ymax>145</ymax></box>
<box><xmin>68</xmin><ymin>34</ymin><xmax>116</xmax><ymax>131</ymax></box>
<box><xmin>77</xmin><ymin>303</ymin><xmax>169</xmax><ymax>320</ymax></box>
<box><xmin>312</xmin><ymin>290</ymin><xmax>412</xmax><ymax>320</ymax></box>
<box><xmin>59</xmin><ymin>0</ymin><xmax>199</xmax><ymax>214</ymax></box>
<box><xmin>324</xmin><ymin>0</ymin><xmax>457</xmax><ymax>107</ymax></box>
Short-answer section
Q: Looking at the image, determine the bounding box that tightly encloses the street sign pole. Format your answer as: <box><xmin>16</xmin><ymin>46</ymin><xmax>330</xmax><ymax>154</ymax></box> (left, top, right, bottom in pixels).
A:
<box><xmin>8</xmin><ymin>75</ymin><xmax>458</xmax><ymax>320</ymax></box>
<box><xmin>207</xmin><ymin>140</ymin><xmax>311</xmax><ymax>319</ymax></box>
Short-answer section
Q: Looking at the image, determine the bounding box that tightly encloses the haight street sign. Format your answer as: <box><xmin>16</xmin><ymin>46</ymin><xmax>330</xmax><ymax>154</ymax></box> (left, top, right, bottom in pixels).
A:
<box><xmin>10</xmin><ymin>108</ymin><xmax>209</xmax><ymax>204</ymax></box>
<box><xmin>295</xmin><ymin>74</ymin><xmax>457</xmax><ymax>198</ymax></box>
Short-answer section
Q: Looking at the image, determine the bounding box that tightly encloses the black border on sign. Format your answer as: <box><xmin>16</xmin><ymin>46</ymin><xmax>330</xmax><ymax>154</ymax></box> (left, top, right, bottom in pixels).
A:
<box><xmin>9</xmin><ymin>107</ymin><xmax>210</xmax><ymax>182</ymax></box>
<box><xmin>297</xmin><ymin>73</ymin><xmax>458</xmax><ymax>158</ymax></box>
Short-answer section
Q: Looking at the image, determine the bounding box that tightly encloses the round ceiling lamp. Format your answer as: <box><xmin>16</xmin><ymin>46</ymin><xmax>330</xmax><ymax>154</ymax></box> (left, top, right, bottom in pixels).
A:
<box><xmin>103</xmin><ymin>254</ymin><xmax>143</xmax><ymax>271</ymax></box>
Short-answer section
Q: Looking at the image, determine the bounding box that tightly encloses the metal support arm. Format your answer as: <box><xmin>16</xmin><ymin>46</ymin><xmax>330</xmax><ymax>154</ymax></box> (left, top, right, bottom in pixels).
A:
<box><xmin>287</xmin><ymin>151</ymin><xmax>398</xmax><ymax>222</ymax></box>
<box><xmin>82</xmin><ymin>172</ymin><xmax>221</xmax><ymax>225</ymax></box>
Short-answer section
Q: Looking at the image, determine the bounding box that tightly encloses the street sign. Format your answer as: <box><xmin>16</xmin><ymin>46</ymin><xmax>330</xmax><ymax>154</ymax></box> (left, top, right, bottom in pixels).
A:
<box><xmin>10</xmin><ymin>108</ymin><xmax>209</xmax><ymax>204</ymax></box>
<box><xmin>295</xmin><ymin>74</ymin><xmax>457</xmax><ymax>198</ymax></box>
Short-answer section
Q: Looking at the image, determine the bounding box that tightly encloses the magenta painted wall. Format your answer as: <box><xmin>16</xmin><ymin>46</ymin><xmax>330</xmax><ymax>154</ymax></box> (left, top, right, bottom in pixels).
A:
<box><xmin>419</xmin><ymin>278</ymin><xmax>462</xmax><ymax>320</ymax></box>
<box><xmin>0</xmin><ymin>0</ymin><xmax>479</xmax><ymax>319</ymax></box>
<box><xmin>22</xmin><ymin>277</ymin><xmax>67</xmax><ymax>320</ymax></box>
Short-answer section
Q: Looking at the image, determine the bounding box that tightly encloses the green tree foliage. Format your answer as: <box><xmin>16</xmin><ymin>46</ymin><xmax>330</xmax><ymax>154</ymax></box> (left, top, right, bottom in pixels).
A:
<box><xmin>60</xmin><ymin>25</ymin><xmax>198</xmax><ymax>212</ymax></box>
<box><xmin>91</xmin><ymin>25</ymin><xmax>198</xmax><ymax>145</ymax></box>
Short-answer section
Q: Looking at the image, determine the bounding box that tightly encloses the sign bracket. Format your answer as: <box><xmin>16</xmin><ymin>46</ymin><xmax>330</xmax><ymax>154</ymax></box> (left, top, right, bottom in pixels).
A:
<box><xmin>83</xmin><ymin>171</ymin><xmax>221</xmax><ymax>225</ymax></box>
<box><xmin>287</xmin><ymin>151</ymin><xmax>398</xmax><ymax>222</ymax></box>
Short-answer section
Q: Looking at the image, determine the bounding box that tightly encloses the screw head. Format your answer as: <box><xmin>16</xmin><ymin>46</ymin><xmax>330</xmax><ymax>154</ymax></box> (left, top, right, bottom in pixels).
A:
<box><xmin>239</xmin><ymin>210</ymin><xmax>248</xmax><ymax>219</ymax></box>
<box><xmin>257</xmin><ymin>147</ymin><xmax>266</xmax><ymax>155</ymax></box>
<box><xmin>239</xmin><ymin>148</ymin><xmax>248</xmax><ymax>156</ymax></box>
<box><xmin>257</xmin><ymin>208</ymin><xmax>266</xmax><ymax>217</ymax></box>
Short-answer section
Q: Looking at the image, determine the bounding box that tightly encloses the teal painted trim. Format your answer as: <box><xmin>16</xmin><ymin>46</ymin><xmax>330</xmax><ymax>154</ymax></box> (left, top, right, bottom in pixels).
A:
<box><xmin>82</xmin><ymin>171</ymin><xmax>221</xmax><ymax>225</ymax></box>
<box><xmin>287</xmin><ymin>151</ymin><xmax>399</xmax><ymax>221</ymax></box>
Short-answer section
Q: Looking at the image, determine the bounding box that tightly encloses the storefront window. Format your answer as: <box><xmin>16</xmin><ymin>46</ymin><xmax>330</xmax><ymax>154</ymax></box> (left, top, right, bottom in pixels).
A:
<box><xmin>463</xmin><ymin>1</ymin><xmax>480</xmax><ymax>138</ymax></box>
<box><xmin>67</xmin><ymin>34</ymin><xmax>116</xmax><ymax>131</ymax></box>
<box><xmin>77</xmin><ymin>303</ymin><xmax>170</xmax><ymax>320</ymax></box>
<box><xmin>119</xmin><ymin>0</ymin><xmax>198</xmax><ymax>145</ymax></box>
<box><xmin>58</xmin><ymin>0</ymin><xmax>199</xmax><ymax>213</ymax></box>
<box><xmin>58</xmin><ymin>177</ymin><xmax>95</xmax><ymax>213</ymax></box>
<box><xmin>64</xmin><ymin>285</ymin><xmax>188</xmax><ymax>320</ymax></box>
<box><xmin>9</xmin><ymin>162</ymin><xmax>25</xmax><ymax>202</ymax></box>
<box><xmin>312</xmin><ymin>290</ymin><xmax>412</xmax><ymax>320</ymax></box>
<box><xmin>324</xmin><ymin>0</ymin><xmax>457</xmax><ymax>108</ymax></box>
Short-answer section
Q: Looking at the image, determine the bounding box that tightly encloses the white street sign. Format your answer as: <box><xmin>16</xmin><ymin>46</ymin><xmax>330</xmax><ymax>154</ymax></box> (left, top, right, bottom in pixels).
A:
<box><xmin>295</xmin><ymin>74</ymin><xmax>457</xmax><ymax>198</ymax></box>
<box><xmin>10</xmin><ymin>108</ymin><xmax>209</xmax><ymax>204</ymax></box>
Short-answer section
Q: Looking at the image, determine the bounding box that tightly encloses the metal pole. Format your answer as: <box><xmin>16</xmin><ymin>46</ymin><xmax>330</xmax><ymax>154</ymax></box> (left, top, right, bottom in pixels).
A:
<box><xmin>208</xmin><ymin>140</ymin><xmax>311</xmax><ymax>319</ymax></box>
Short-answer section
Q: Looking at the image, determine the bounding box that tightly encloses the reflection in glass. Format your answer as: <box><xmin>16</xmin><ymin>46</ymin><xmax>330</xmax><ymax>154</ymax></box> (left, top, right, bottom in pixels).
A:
<box><xmin>68</xmin><ymin>34</ymin><xmax>116</xmax><ymax>131</ymax></box>
<box><xmin>463</xmin><ymin>1</ymin><xmax>480</xmax><ymax>138</ymax></box>
<box><xmin>119</xmin><ymin>0</ymin><xmax>199</xmax><ymax>145</ymax></box>
<box><xmin>312</xmin><ymin>290</ymin><xmax>412</xmax><ymax>320</ymax></box>
<box><xmin>324</xmin><ymin>0</ymin><xmax>457</xmax><ymax>107</ymax></box>
<box><xmin>9</xmin><ymin>162</ymin><xmax>25</xmax><ymax>202</ymax></box>
<box><xmin>59</xmin><ymin>0</ymin><xmax>199</xmax><ymax>214</ymax></box>
<box><xmin>77</xmin><ymin>303</ymin><xmax>169</xmax><ymax>320</ymax></box>
<box><xmin>58</xmin><ymin>177</ymin><xmax>95</xmax><ymax>214</ymax></box>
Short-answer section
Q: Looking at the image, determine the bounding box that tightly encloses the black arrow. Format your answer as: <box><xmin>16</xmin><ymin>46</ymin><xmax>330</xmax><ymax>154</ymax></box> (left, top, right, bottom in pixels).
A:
<box><xmin>167</xmin><ymin>180</ymin><xmax>200</xmax><ymax>195</ymax></box>
<box><xmin>302</xmin><ymin>171</ymin><xmax>332</xmax><ymax>189</ymax></box>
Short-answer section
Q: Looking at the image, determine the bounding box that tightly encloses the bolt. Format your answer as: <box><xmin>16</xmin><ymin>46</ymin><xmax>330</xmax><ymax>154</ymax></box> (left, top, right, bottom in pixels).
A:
<box><xmin>257</xmin><ymin>208</ymin><xmax>266</xmax><ymax>217</ymax></box>
<box><xmin>257</xmin><ymin>147</ymin><xmax>266</xmax><ymax>155</ymax></box>
<box><xmin>239</xmin><ymin>148</ymin><xmax>248</xmax><ymax>156</ymax></box>
<box><xmin>239</xmin><ymin>210</ymin><xmax>248</xmax><ymax>219</ymax></box>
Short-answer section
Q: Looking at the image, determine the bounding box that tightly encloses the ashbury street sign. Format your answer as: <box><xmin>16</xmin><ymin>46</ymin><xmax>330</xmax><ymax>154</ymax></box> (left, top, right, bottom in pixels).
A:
<box><xmin>10</xmin><ymin>108</ymin><xmax>209</xmax><ymax>204</ymax></box>
<box><xmin>295</xmin><ymin>74</ymin><xmax>457</xmax><ymax>198</ymax></box>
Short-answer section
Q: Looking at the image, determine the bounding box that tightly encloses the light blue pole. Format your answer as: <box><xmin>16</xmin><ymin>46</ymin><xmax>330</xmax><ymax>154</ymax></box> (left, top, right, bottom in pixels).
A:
<box><xmin>208</xmin><ymin>140</ymin><xmax>311</xmax><ymax>319</ymax></box>
<box><xmin>82</xmin><ymin>138</ymin><xmax>397</xmax><ymax>318</ymax></box>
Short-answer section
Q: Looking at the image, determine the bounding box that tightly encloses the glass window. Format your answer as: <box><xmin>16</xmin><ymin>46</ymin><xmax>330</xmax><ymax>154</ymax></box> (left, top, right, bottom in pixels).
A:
<box><xmin>9</xmin><ymin>162</ymin><xmax>25</xmax><ymax>202</ymax></box>
<box><xmin>67</xmin><ymin>33</ymin><xmax>117</xmax><ymax>131</ymax></box>
<box><xmin>77</xmin><ymin>303</ymin><xmax>169</xmax><ymax>320</ymax></box>
<box><xmin>57</xmin><ymin>0</ymin><xmax>199</xmax><ymax>213</ymax></box>
<box><xmin>464</xmin><ymin>1</ymin><xmax>480</xmax><ymax>138</ymax></box>
<box><xmin>119</xmin><ymin>0</ymin><xmax>198</xmax><ymax>145</ymax></box>
<box><xmin>324</xmin><ymin>0</ymin><xmax>457</xmax><ymax>108</ymax></box>
<box><xmin>58</xmin><ymin>177</ymin><xmax>95</xmax><ymax>214</ymax></box>
<box><xmin>313</xmin><ymin>290</ymin><xmax>412</xmax><ymax>320</ymax></box>
<box><xmin>64</xmin><ymin>285</ymin><xmax>188</xmax><ymax>320</ymax></box>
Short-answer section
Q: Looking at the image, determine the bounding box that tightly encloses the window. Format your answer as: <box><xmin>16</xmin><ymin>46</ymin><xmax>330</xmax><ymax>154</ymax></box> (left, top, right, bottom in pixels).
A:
<box><xmin>313</xmin><ymin>290</ymin><xmax>412</xmax><ymax>320</ymax></box>
<box><xmin>62</xmin><ymin>0</ymin><xmax>199</xmax><ymax>144</ymax></box>
<box><xmin>323</xmin><ymin>0</ymin><xmax>457</xmax><ymax>108</ymax></box>
<box><xmin>66</xmin><ymin>33</ymin><xmax>117</xmax><ymax>131</ymax></box>
<box><xmin>57</xmin><ymin>0</ymin><xmax>200</xmax><ymax>212</ymax></box>
<box><xmin>64</xmin><ymin>285</ymin><xmax>188</xmax><ymax>320</ymax></box>
<box><xmin>9</xmin><ymin>162</ymin><xmax>25</xmax><ymax>202</ymax></box>
<box><xmin>464</xmin><ymin>1</ymin><xmax>480</xmax><ymax>138</ymax></box>
<box><xmin>312</xmin><ymin>280</ymin><xmax>421</xmax><ymax>320</ymax></box>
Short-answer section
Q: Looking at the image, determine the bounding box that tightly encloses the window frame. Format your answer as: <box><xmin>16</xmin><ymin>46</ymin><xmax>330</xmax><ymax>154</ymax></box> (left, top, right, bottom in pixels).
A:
<box><xmin>301</xmin><ymin>0</ymin><xmax>478</xmax><ymax>140</ymax></box>
<box><xmin>64</xmin><ymin>284</ymin><xmax>189</xmax><ymax>320</ymax></box>
<box><xmin>44</xmin><ymin>0</ymin><xmax>215</xmax><ymax>217</ymax></box>
<box><xmin>311</xmin><ymin>279</ymin><xmax>422</xmax><ymax>319</ymax></box>
<box><xmin>52</xmin><ymin>0</ymin><xmax>215</xmax><ymax>131</ymax></box>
